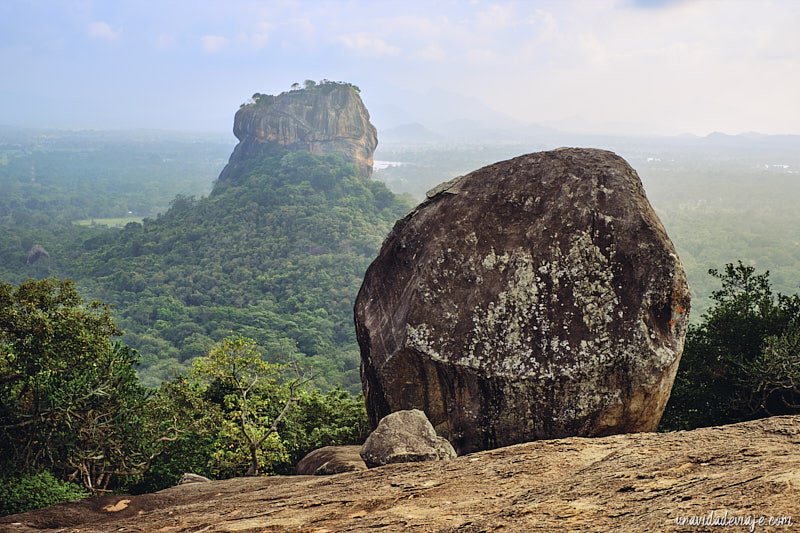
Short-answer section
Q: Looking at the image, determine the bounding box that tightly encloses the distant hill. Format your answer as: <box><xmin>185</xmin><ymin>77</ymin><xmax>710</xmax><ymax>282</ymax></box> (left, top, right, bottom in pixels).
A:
<box><xmin>0</xmin><ymin>87</ymin><xmax>412</xmax><ymax>393</ymax></box>
<box><xmin>380</xmin><ymin>123</ymin><xmax>442</xmax><ymax>143</ymax></box>
<box><xmin>74</xmin><ymin>146</ymin><xmax>411</xmax><ymax>391</ymax></box>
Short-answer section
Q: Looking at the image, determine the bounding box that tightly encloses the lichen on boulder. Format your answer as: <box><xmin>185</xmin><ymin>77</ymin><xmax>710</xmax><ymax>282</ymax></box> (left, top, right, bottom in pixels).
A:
<box><xmin>355</xmin><ymin>148</ymin><xmax>690</xmax><ymax>454</ymax></box>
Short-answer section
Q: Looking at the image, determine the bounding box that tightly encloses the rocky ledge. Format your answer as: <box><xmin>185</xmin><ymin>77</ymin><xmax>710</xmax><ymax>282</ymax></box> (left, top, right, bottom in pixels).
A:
<box><xmin>3</xmin><ymin>415</ymin><xmax>798</xmax><ymax>532</ymax></box>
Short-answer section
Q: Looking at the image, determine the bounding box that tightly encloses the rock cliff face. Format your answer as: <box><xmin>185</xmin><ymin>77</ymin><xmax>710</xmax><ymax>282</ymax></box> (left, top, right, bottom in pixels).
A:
<box><xmin>355</xmin><ymin>148</ymin><xmax>690</xmax><ymax>454</ymax></box>
<box><xmin>217</xmin><ymin>83</ymin><xmax>377</xmax><ymax>182</ymax></box>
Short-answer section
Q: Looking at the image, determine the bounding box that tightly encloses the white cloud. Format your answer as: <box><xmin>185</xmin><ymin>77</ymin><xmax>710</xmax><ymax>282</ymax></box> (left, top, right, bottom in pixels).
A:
<box><xmin>16</xmin><ymin>0</ymin><xmax>799</xmax><ymax>135</ymax></box>
<box><xmin>251</xmin><ymin>32</ymin><xmax>271</xmax><ymax>48</ymax></box>
<box><xmin>241</xmin><ymin>21</ymin><xmax>274</xmax><ymax>49</ymax></box>
<box><xmin>88</xmin><ymin>21</ymin><xmax>121</xmax><ymax>41</ymax></box>
<box><xmin>529</xmin><ymin>9</ymin><xmax>558</xmax><ymax>43</ymax></box>
<box><xmin>154</xmin><ymin>34</ymin><xmax>175</xmax><ymax>50</ymax></box>
<box><xmin>466</xmin><ymin>48</ymin><xmax>496</xmax><ymax>63</ymax></box>
<box><xmin>379</xmin><ymin>15</ymin><xmax>444</xmax><ymax>39</ymax></box>
<box><xmin>250</xmin><ymin>32</ymin><xmax>270</xmax><ymax>48</ymax></box>
<box><xmin>336</xmin><ymin>0</ymin><xmax>800</xmax><ymax>134</ymax></box>
<box><xmin>475</xmin><ymin>4</ymin><xmax>516</xmax><ymax>31</ymax></box>
<box><xmin>418</xmin><ymin>44</ymin><xmax>446</xmax><ymax>61</ymax></box>
<box><xmin>290</xmin><ymin>18</ymin><xmax>315</xmax><ymax>41</ymax></box>
<box><xmin>202</xmin><ymin>35</ymin><xmax>227</xmax><ymax>53</ymax></box>
<box><xmin>338</xmin><ymin>33</ymin><xmax>400</xmax><ymax>57</ymax></box>
<box><xmin>496</xmin><ymin>0</ymin><xmax>800</xmax><ymax>134</ymax></box>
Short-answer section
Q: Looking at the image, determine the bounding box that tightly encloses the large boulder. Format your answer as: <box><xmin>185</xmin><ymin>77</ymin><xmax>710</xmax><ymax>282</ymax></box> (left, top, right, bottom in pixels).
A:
<box><xmin>295</xmin><ymin>445</ymin><xmax>367</xmax><ymax>475</ymax></box>
<box><xmin>217</xmin><ymin>82</ymin><xmax>377</xmax><ymax>182</ymax></box>
<box><xmin>360</xmin><ymin>409</ymin><xmax>457</xmax><ymax>468</ymax></box>
<box><xmin>355</xmin><ymin>148</ymin><xmax>690</xmax><ymax>454</ymax></box>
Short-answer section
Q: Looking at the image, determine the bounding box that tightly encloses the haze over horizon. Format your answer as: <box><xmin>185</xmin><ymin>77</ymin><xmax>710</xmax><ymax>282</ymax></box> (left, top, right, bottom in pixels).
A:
<box><xmin>2</xmin><ymin>0</ymin><xmax>799</xmax><ymax>138</ymax></box>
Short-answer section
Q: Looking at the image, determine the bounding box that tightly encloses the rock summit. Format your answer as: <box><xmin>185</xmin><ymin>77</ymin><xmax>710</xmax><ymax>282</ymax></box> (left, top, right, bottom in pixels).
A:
<box><xmin>218</xmin><ymin>81</ymin><xmax>377</xmax><ymax>182</ymax></box>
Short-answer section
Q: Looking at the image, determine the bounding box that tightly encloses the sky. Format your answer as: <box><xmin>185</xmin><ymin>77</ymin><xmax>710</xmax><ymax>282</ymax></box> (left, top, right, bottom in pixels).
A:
<box><xmin>1</xmin><ymin>0</ymin><xmax>799</xmax><ymax>137</ymax></box>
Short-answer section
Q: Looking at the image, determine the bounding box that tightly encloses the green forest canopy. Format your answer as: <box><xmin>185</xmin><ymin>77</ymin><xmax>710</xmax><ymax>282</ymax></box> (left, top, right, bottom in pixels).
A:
<box><xmin>1</xmin><ymin>139</ymin><xmax>411</xmax><ymax>392</ymax></box>
<box><xmin>3</xmin><ymin>129</ymin><xmax>800</xmax><ymax>391</ymax></box>
<box><xmin>1</xmin><ymin>277</ymin><xmax>369</xmax><ymax>514</ymax></box>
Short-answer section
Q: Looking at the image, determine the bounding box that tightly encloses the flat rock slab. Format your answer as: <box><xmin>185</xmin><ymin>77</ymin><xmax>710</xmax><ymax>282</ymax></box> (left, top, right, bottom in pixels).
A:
<box><xmin>3</xmin><ymin>415</ymin><xmax>798</xmax><ymax>532</ymax></box>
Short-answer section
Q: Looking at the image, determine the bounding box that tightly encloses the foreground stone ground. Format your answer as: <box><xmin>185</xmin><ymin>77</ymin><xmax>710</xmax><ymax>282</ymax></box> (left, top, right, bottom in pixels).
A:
<box><xmin>3</xmin><ymin>415</ymin><xmax>798</xmax><ymax>532</ymax></box>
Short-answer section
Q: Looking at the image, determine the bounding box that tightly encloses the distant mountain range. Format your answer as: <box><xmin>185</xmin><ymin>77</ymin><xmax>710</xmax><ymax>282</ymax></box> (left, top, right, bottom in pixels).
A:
<box><xmin>368</xmin><ymin>87</ymin><xmax>800</xmax><ymax>145</ymax></box>
<box><xmin>378</xmin><ymin>119</ymin><xmax>800</xmax><ymax>150</ymax></box>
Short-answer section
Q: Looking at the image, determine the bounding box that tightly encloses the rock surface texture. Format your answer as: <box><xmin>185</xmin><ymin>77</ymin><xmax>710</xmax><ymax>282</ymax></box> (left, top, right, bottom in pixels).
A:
<box><xmin>360</xmin><ymin>409</ymin><xmax>457</xmax><ymax>468</ymax></box>
<box><xmin>3</xmin><ymin>416</ymin><xmax>798</xmax><ymax>532</ymax></box>
<box><xmin>217</xmin><ymin>83</ymin><xmax>377</xmax><ymax>182</ymax></box>
<box><xmin>294</xmin><ymin>445</ymin><xmax>367</xmax><ymax>475</ymax></box>
<box><xmin>355</xmin><ymin>148</ymin><xmax>690</xmax><ymax>454</ymax></box>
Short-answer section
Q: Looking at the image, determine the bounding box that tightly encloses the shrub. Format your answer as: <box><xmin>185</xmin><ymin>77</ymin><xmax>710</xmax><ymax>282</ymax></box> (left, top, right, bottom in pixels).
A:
<box><xmin>660</xmin><ymin>262</ymin><xmax>800</xmax><ymax>430</ymax></box>
<box><xmin>0</xmin><ymin>471</ymin><xmax>88</xmax><ymax>517</ymax></box>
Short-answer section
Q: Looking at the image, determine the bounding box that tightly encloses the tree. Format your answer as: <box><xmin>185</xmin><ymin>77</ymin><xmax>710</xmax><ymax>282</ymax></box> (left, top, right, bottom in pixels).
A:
<box><xmin>660</xmin><ymin>262</ymin><xmax>800</xmax><ymax>430</ymax></box>
<box><xmin>125</xmin><ymin>375</ymin><xmax>220</xmax><ymax>493</ymax></box>
<box><xmin>0</xmin><ymin>278</ymin><xmax>198</xmax><ymax>492</ymax></box>
<box><xmin>190</xmin><ymin>335</ymin><xmax>308</xmax><ymax>476</ymax></box>
<box><xmin>741</xmin><ymin>322</ymin><xmax>800</xmax><ymax>415</ymax></box>
<box><xmin>65</xmin><ymin>360</ymin><xmax>212</xmax><ymax>492</ymax></box>
<box><xmin>276</xmin><ymin>387</ymin><xmax>369</xmax><ymax>474</ymax></box>
<box><xmin>303</xmin><ymin>79</ymin><xmax>317</xmax><ymax>90</ymax></box>
<box><xmin>1</xmin><ymin>278</ymin><xmax>122</xmax><ymax>475</ymax></box>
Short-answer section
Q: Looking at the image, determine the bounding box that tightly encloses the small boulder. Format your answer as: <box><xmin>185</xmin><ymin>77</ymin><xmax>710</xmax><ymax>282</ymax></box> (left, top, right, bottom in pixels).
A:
<box><xmin>26</xmin><ymin>244</ymin><xmax>49</xmax><ymax>265</ymax></box>
<box><xmin>360</xmin><ymin>409</ymin><xmax>456</xmax><ymax>468</ymax></box>
<box><xmin>434</xmin><ymin>436</ymin><xmax>457</xmax><ymax>461</ymax></box>
<box><xmin>178</xmin><ymin>473</ymin><xmax>211</xmax><ymax>485</ymax></box>
<box><xmin>295</xmin><ymin>445</ymin><xmax>367</xmax><ymax>475</ymax></box>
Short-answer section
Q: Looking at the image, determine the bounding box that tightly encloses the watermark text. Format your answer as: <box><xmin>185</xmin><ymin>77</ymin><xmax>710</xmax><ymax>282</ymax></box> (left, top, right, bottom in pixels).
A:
<box><xmin>674</xmin><ymin>510</ymin><xmax>793</xmax><ymax>531</ymax></box>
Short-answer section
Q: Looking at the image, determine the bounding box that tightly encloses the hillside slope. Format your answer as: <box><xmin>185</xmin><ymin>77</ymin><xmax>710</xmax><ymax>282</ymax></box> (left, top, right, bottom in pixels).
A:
<box><xmin>3</xmin><ymin>415</ymin><xmax>798</xmax><ymax>532</ymax></box>
<box><xmin>1</xmin><ymin>86</ymin><xmax>409</xmax><ymax>392</ymax></box>
<box><xmin>71</xmin><ymin>147</ymin><xmax>411</xmax><ymax>390</ymax></box>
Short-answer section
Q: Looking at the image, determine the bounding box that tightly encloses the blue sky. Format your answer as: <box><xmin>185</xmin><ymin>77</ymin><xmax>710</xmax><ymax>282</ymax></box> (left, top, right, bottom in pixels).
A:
<box><xmin>1</xmin><ymin>0</ymin><xmax>799</xmax><ymax>136</ymax></box>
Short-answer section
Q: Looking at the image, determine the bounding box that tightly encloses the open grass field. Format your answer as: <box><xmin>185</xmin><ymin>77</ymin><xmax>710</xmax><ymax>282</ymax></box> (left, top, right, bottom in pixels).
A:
<box><xmin>73</xmin><ymin>216</ymin><xmax>143</xmax><ymax>228</ymax></box>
